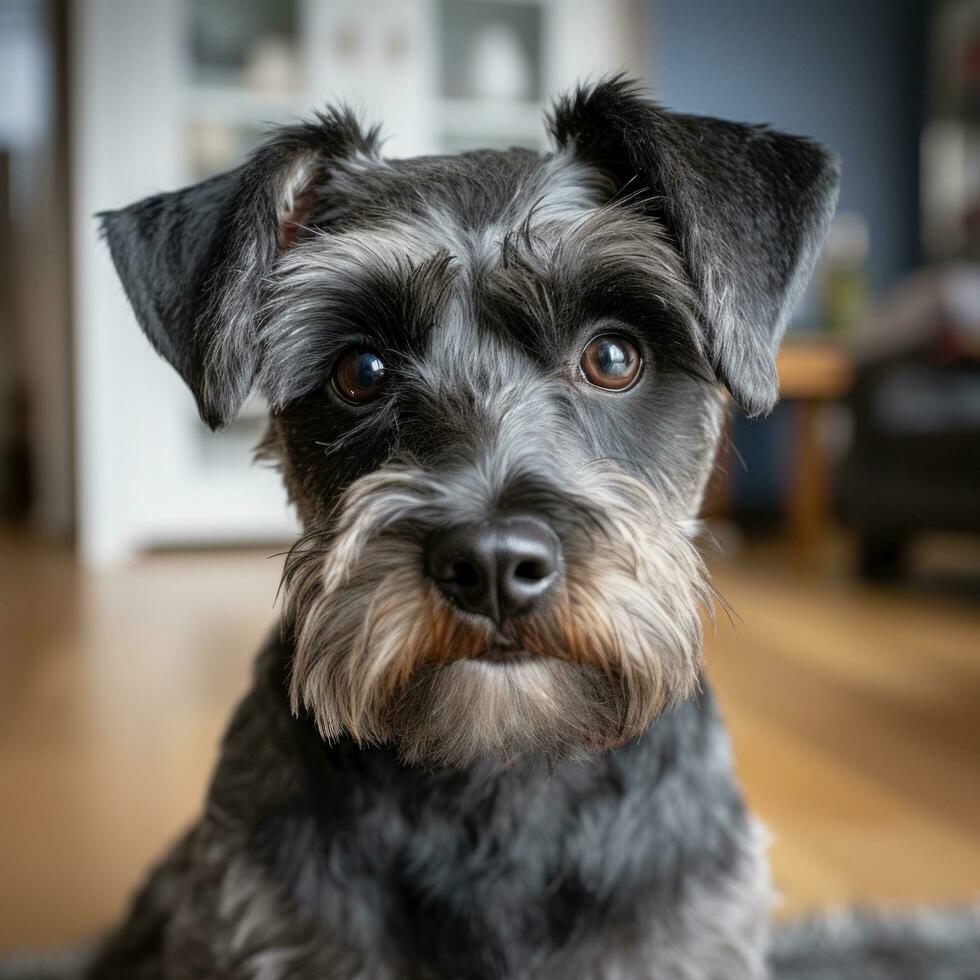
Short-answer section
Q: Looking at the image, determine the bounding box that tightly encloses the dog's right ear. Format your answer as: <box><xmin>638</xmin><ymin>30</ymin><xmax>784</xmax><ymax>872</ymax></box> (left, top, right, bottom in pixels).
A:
<box><xmin>99</xmin><ymin>108</ymin><xmax>377</xmax><ymax>430</ymax></box>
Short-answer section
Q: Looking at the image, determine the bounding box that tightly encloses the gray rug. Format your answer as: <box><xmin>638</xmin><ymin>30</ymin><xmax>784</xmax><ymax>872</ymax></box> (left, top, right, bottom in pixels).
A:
<box><xmin>771</xmin><ymin>906</ymin><xmax>980</xmax><ymax>980</ymax></box>
<box><xmin>0</xmin><ymin>949</ymin><xmax>91</xmax><ymax>980</ymax></box>
<box><xmin>2</xmin><ymin>907</ymin><xmax>979</xmax><ymax>978</ymax></box>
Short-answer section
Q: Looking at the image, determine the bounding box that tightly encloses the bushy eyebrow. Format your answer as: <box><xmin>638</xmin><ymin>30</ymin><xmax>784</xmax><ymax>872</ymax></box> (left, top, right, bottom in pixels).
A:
<box><xmin>478</xmin><ymin>207</ymin><xmax>711</xmax><ymax>377</ymax></box>
<box><xmin>257</xmin><ymin>196</ymin><xmax>710</xmax><ymax>410</ymax></box>
<box><xmin>258</xmin><ymin>234</ymin><xmax>457</xmax><ymax>409</ymax></box>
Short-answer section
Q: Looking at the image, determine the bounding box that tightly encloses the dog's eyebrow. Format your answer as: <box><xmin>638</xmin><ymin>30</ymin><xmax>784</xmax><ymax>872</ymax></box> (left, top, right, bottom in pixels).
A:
<box><xmin>480</xmin><ymin>205</ymin><xmax>708</xmax><ymax>371</ymax></box>
<box><xmin>258</xmin><ymin>231</ymin><xmax>458</xmax><ymax>409</ymax></box>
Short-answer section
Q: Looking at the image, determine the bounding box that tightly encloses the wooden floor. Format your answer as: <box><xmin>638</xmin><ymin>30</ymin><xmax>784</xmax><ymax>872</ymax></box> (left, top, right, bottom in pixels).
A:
<box><xmin>0</xmin><ymin>528</ymin><xmax>978</xmax><ymax>948</ymax></box>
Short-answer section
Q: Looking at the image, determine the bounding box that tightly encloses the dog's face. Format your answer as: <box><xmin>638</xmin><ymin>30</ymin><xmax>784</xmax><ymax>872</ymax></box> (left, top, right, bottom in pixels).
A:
<box><xmin>103</xmin><ymin>79</ymin><xmax>838</xmax><ymax>768</ymax></box>
<box><xmin>267</xmin><ymin>152</ymin><xmax>719</xmax><ymax>767</ymax></box>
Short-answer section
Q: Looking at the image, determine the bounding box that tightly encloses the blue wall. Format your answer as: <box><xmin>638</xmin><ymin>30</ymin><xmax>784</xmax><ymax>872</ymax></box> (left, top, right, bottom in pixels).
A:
<box><xmin>651</xmin><ymin>0</ymin><xmax>926</xmax><ymax>294</ymax></box>
<box><xmin>650</xmin><ymin>0</ymin><xmax>927</xmax><ymax>518</ymax></box>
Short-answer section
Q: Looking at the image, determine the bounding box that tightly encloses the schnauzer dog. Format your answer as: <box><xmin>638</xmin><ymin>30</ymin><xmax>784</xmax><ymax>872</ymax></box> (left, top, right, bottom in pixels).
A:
<box><xmin>90</xmin><ymin>77</ymin><xmax>839</xmax><ymax>978</ymax></box>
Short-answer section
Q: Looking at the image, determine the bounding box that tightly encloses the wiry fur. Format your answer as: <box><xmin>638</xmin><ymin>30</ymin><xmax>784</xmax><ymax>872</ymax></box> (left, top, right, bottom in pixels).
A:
<box><xmin>270</xmin><ymin>187</ymin><xmax>714</xmax><ymax>769</ymax></box>
<box><xmin>48</xmin><ymin>77</ymin><xmax>851</xmax><ymax>979</ymax></box>
<box><xmin>284</xmin><ymin>459</ymin><xmax>709</xmax><ymax>768</ymax></box>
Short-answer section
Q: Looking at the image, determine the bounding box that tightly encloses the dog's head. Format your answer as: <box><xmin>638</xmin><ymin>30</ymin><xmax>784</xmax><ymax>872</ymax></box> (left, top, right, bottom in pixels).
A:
<box><xmin>102</xmin><ymin>78</ymin><xmax>838</xmax><ymax>768</ymax></box>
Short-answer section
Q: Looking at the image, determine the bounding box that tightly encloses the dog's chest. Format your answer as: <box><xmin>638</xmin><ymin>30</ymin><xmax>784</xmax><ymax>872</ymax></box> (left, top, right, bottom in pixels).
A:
<box><xmin>268</xmin><ymin>771</ymin><xmax>647</xmax><ymax>977</ymax></box>
<box><xmin>256</xmin><ymin>707</ymin><xmax>761</xmax><ymax>979</ymax></box>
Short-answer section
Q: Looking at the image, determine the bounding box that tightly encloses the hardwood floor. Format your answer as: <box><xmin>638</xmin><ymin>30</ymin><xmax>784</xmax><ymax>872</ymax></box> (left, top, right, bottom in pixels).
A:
<box><xmin>0</xmin><ymin>528</ymin><xmax>978</xmax><ymax>948</ymax></box>
<box><xmin>708</xmin><ymin>549</ymin><xmax>980</xmax><ymax>916</ymax></box>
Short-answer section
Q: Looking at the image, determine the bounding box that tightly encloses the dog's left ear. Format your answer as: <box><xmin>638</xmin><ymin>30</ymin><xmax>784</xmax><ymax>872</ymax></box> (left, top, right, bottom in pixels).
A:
<box><xmin>549</xmin><ymin>76</ymin><xmax>840</xmax><ymax>416</ymax></box>
<box><xmin>99</xmin><ymin>108</ymin><xmax>377</xmax><ymax>429</ymax></box>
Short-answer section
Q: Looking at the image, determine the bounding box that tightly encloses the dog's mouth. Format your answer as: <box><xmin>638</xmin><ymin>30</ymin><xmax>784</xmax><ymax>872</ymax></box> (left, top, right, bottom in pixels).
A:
<box><xmin>477</xmin><ymin>642</ymin><xmax>533</xmax><ymax>664</ymax></box>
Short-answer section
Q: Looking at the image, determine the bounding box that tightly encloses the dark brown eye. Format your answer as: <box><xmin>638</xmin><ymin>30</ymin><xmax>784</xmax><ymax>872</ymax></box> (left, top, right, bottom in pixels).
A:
<box><xmin>579</xmin><ymin>335</ymin><xmax>642</xmax><ymax>390</ymax></box>
<box><xmin>332</xmin><ymin>349</ymin><xmax>387</xmax><ymax>404</ymax></box>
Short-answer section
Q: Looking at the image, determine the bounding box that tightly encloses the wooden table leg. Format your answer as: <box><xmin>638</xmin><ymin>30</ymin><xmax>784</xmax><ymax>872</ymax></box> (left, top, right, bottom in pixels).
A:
<box><xmin>701</xmin><ymin>409</ymin><xmax>734</xmax><ymax>521</ymax></box>
<box><xmin>789</xmin><ymin>398</ymin><xmax>828</xmax><ymax>568</ymax></box>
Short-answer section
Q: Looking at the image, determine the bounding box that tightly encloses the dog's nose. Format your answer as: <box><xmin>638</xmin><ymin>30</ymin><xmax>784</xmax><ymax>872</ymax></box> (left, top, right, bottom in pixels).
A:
<box><xmin>425</xmin><ymin>516</ymin><xmax>561</xmax><ymax>624</ymax></box>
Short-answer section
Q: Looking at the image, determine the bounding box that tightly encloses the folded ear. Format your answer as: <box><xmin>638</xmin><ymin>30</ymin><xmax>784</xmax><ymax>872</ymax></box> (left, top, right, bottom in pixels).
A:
<box><xmin>99</xmin><ymin>108</ymin><xmax>378</xmax><ymax>429</ymax></box>
<box><xmin>548</xmin><ymin>76</ymin><xmax>841</xmax><ymax>416</ymax></box>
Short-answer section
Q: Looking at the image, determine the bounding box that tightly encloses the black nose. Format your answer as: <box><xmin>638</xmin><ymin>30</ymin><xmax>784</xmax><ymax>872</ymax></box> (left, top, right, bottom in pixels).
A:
<box><xmin>425</xmin><ymin>516</ymin><xmax>561</xmax><ymax>624</ymax></box>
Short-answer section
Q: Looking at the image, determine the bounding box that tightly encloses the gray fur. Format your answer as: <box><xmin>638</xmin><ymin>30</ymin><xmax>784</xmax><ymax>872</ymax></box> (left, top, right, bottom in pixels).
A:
<box><xmin>6</xmin><ymin>78</ymin><xmax>872</xmax><ymax>979</ymax></box>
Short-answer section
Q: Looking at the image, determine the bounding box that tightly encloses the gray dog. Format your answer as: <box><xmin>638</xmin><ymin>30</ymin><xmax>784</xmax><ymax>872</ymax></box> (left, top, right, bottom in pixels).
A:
<box><xmin>92</xmin><ymin>76</ymin><xmax>839</xmax><ymax>979</ymax></box>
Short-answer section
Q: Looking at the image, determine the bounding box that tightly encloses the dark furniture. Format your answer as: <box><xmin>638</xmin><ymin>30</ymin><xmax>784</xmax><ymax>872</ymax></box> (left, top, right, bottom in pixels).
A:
<box><xmin>841</xmin><ymin>346</ymin><xmax>980</xmax><ymax>579</ymax></box>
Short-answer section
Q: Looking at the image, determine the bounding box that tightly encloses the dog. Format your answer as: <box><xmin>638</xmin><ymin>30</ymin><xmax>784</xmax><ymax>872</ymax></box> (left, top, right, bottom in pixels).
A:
<box><xmin>88</xmin><ymin>76</ymin><xmax>839</xmax><ymax>979</ymax></box>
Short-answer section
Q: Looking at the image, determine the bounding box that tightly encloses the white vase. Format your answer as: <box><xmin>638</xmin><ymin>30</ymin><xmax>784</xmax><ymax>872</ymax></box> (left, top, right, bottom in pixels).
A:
<box><xmin>469</xmin><ymin>24</ymin><xmax>532</xmax><ymax>101</ymax></box>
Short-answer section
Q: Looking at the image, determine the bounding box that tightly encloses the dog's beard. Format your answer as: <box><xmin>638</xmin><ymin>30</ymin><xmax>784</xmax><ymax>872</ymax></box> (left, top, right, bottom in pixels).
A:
<box><xmin>283</xmin><ymin>464</ymin><xmax>709</xmax><ymax>769</ymax></box>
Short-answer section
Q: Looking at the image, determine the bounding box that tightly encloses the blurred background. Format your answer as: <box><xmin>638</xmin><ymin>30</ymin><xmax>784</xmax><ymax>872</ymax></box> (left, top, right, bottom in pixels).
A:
<box><xmin>1</xmin><ymin>0</ymin><xmax>978</xmax><ymax>952</ymax></box>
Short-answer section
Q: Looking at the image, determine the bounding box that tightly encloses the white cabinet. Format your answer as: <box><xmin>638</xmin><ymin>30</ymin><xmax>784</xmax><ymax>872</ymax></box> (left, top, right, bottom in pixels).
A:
<box><xmin>72</xmin><ymin>0</ymin><xmax>645</xmax><ymax>564</ymax></box>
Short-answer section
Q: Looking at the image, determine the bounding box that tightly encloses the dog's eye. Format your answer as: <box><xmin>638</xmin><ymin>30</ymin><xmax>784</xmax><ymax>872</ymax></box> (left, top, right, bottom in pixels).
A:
<box><xmin>332</xmin><ymin>350</ymin><xmax>387</xmax><ymax>404</ymax></box>
<box><xmin>579</xmin><ymin>335</ymin><xmax>642</xmax><ymax>391</ymax></box>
